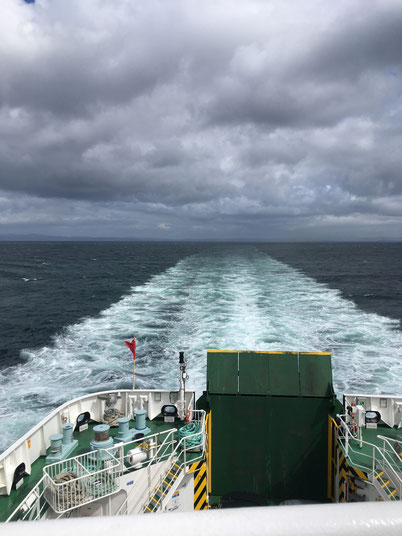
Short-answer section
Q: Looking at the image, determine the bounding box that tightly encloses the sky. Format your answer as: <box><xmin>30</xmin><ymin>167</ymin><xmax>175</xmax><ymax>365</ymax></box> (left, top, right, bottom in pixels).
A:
<box><xmin>0</xmin><ymin>0</ymin><xmax>402</xmax><ymax>241</ymax></box>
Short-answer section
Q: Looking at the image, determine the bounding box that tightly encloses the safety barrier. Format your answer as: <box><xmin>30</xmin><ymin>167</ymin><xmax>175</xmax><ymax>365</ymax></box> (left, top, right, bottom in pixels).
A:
<box><xmin>337</xmin><ymin>415</ymin><xmax>401</xmax><ymax>501</ymax></box>
<box><xmin>43</xmin><ymin>450</ymin><xmax>121</xmax><ymax>514</ymax></box>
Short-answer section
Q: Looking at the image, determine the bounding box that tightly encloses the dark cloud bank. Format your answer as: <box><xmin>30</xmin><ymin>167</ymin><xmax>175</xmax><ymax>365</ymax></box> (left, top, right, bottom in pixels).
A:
<box><xmin>0</xmin><ymin>0</ymin><xmax>402</xmax><ymax>240</ymax></box>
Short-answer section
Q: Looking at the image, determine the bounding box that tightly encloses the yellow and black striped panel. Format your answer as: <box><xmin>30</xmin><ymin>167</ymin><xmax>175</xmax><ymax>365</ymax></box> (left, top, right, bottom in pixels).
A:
<box><xmin>189</xmin><ymin>460</ymin><xmax>208</xmax><ymax>510</ymax></box>
<box><xmin>329</xmin><ymin>416</ymin><xmax>368</xmax><ymax>503</ymax></box>
<box><xmin>338</xmin><ymin>449</ymin><xmax>368</xmax><ymax>503</ymax></box>
<box><xmin>189</xmin><ymin>460</ymin><xmax>204</xmax><ymax>474</ymax></box>
<box><xmin>328</xmin><ymin>416</ymin><xmax>339</xmax><ymax>502</ymax></box>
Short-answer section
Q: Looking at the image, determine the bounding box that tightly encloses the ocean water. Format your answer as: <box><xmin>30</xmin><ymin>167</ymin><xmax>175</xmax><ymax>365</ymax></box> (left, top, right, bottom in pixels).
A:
<box><xmin>0</xmin><ymin>241</ymin><xmax>401</xmax><ymax>453</ymax></box>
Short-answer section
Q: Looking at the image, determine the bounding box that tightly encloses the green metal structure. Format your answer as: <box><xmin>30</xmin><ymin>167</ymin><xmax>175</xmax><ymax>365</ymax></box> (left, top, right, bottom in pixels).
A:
<box><xmin>205</xmin><ymin>350</ymin><xmax>336</xmax><ymax>502</ymax></box>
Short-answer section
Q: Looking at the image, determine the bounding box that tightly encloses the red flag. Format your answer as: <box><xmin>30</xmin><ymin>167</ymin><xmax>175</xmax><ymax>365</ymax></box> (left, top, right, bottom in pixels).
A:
<box><xmin>124</xmin><ymin>338</ymin><xmax>136</xmax><ymax>360</ymax></box>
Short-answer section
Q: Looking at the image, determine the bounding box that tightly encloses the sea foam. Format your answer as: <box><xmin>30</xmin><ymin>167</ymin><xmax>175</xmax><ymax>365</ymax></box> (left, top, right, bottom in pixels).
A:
<box><xmin>0</xmin><ymin>250</ymin><xmax>401</xmax><ymax>453</ymax></box>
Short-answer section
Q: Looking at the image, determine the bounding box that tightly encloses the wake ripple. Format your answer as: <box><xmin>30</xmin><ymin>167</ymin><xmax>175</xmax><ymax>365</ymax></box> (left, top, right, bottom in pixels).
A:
<box><xmin>0</xmin><ymin>250</ymin><xmax>401</xmax><ymax>452</ymax></box>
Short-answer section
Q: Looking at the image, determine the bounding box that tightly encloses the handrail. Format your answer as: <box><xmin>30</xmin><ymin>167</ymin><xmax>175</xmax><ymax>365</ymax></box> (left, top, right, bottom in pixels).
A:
<box><xmin>343</xmin><ymin>442</ymin><xmax>401</xmax><ymax>501</ymax></box>
<box><xmin>140</xmin><ymin>410</ymin><xmax>205</xmax><ymax>512</ymax></box>
<box><xmin>110</xmin><ymin>427</ymin><xmax>178</xmax><ymax>474</ymax></box>
<box><xmin>337</xmin><ymin>415</ymin><xmax>402</xmax><ymax>500</ymax></box>
<box><xmin>6</xmin><ymin>475</ymin><xmax>47</xmax><ymax>523</ymax></box>
<box><xmin>377</xmin><ymin>435</ymin><xmax>402</xmax><ymax>466</ymax></box>
<box><xmin>114</xmin><ymin>428</ymin><xmax>177</xmax><ymax>515</ymax></box>
<box><xmin>129</xmin><ymin>429</ymin><xmax>185</xmax><ymax>510</ymax></box>
<box><xmin>147</xmin><ymin>410</ymin><xmax>206</xmax><ymax>513</ymax></box>
<box><xmin>338</xmin><ymin>416</ymin><xmax>402</xmax><ymax>472</ymax></box>
<box><xmin>7</xmin><ymin>413</ymin><xmax>206</xmax><ymax>521</ymax></box>
<box><xmin>149</xmin><ymin>440</ymin><xmax>205</xmax><ymax>514</ymax></box>
<box><xmin>43</xmin><ymin>449</ymin><xmax>122</xmax><ymax>514</ymax></box>
<box><xmin>159</xmin><ymin>434</ymin><xmax>205</xmax><ymax>512</ymax></box>
<box><xmin>132</xmin><ymin>410</ymin><xmax>206</xmax><ymax>514</ymax></box>
<box><xmin>134</xmin><ymin>410</ymin><xmax>206</xmax><ymax>515</ymax></box>
<box><xmin>44</xmin><ymin>449</ymin><xmax>120</xmax><ymax>480</ymax></box>
<box><xmin>8</xmin><ymin>427</ymin><xmax>178</xmax><ymax>521</ymax></box>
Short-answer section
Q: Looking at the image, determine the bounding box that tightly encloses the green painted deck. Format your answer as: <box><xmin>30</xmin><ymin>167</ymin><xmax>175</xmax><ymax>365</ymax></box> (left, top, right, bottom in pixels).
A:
<box><xmin>0</xmin><ymin>417</ymin><xmax>186</xmax><ymax>522</ymax></box>
<box><xmin>341</xmin><ymin>424</ymin><xmax>402</xmax><ymax>474</ymax></box>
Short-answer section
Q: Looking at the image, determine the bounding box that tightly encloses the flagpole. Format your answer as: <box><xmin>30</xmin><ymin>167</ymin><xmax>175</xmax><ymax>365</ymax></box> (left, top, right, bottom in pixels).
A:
<box><xmin>124</xmin><ymin>337</ymin><xmax>137</xmax><ymax>391</ymax></box>
<box><xmin>132</xmin><ymin>336</ymin><xmax>136</xmax><ymax>390</ymax></box>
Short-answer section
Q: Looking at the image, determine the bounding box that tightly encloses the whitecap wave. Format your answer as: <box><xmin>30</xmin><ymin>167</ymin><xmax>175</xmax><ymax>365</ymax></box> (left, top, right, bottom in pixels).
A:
<box><xmin>1</xmin><ymin>249</ymin><xmax>401</xmax><ymax>452</ymax></box>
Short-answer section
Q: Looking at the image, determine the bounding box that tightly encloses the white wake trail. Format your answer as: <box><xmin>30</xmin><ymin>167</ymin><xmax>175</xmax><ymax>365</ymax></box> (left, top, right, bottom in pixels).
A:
<box><xmin>0</xmin><ymin>249</ymin><xmax>401</xmax><ymax>452</ymax></box>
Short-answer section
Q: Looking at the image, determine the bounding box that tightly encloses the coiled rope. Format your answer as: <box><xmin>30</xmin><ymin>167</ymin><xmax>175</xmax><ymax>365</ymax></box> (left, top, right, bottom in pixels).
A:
<box><xmin>102</xmin><ymin>408</ymin><xmax>124</xmax><ymax>427</ymax></box>
<box><xmin>52</xmin><ymin>471</ymin><xmax>87</xmax><ymax>510</ymax></box>
<box><xmin>52</xmin><ymin>468</ymin><xmax>116</xmax><ymax>511</ymax></box>
<box><xmin>178</xmin><ymin>422</ymin><xmax>202</xmax><ymax>450</ymax></box>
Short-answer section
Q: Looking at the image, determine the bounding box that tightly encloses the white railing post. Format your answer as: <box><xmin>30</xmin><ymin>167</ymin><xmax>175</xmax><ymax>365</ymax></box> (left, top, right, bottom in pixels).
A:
<box><xmin>372</xmin><ymin>447</ymin><xmax>375</xmax><ymax>480</ymax></box>
<box><xmin>8</xmin><ymin>412</ymin><xmax>207</xmax><ymax>521</ymax></box>
<box><xmin>117</xmin><ymin>443</ymin><xmax>124</xmax><ymax>473</ymax></box>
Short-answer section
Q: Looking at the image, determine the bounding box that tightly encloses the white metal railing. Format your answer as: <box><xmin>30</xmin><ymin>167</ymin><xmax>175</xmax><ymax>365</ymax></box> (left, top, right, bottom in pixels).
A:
<box><xmin>114</xmin><ymin>428</ymin><xmax>178</xmax><ymax>515</ymax></box>
<box><xmin>43</xmin><ymin>450</ymin><xmax>121</xmax><ymax>514</ymax></box>
<box><xmin>377</xmin><ymin>435</ymin><xmax>402</xmax><ymax>468</ymax></box>
<box><xmin>112</xmin><ymin>427</ymin><xmax>177</xmax><ymax>475</ymax></box>
<box><xmin>6</xmin><ymin>412</ymin><xmax>206</xmax><ymax>522</ymax></box>
<box><xmin>6</xmin><ymin>502</ymin><xmax>401</xmax><ymax>536</ymax></box>
<box><xmin>116</xmin><ymin>409</ymin><xmax>206</xmax><ymax>515</ymax></box>
<box><xmin>144</xmin><ymin>410</ymin><xmax>206</xmax><ymax>514</ymax></box>
<box><xmin>6</xmin><ymin>427</ymin><xmax>178</xmax><ymax>522</ymax></box>
<box><xmin>0</xmin><ymin>389</ymin><xmax>195</xmax><ymax>498</ymax></box>
<box><xmin>6</xmin><ymin>476</ymin><xmax>48</xmax><ymax>523</ymax></box>
<box><xmin>337</xmin><ymin>415</ymin><xmax>402</xmax><ymax>500</ymax></box>
<box><xmin>135</xmin><ymin>434</ymin><xmax>181</xmax><ymax>514</ymax></box>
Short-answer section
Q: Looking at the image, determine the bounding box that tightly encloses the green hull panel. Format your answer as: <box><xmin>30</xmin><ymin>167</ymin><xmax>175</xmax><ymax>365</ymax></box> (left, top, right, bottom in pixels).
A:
<box><xmin>210</xmin><ymin>395</ymin><xmax>331</xmax><ymax>500</ymax></box>
<box><xmin>206</xmin><ymin>350</ymin><xmax>335</xmax><ymax>502</ymax></box>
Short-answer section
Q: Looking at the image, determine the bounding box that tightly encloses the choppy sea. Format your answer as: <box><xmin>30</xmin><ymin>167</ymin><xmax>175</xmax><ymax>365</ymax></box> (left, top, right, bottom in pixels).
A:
<box><xmin>0</xmin><ymin>241</ymin><xmax>401</xmax><ymax>453</ymax></box>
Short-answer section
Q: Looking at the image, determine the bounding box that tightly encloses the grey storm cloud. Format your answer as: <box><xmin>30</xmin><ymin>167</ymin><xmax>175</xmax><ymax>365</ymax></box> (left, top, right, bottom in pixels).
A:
<box><xmin>0</xmin><ymin>0</ymin><xmax>402</xmax><ymax>239</ymax></box>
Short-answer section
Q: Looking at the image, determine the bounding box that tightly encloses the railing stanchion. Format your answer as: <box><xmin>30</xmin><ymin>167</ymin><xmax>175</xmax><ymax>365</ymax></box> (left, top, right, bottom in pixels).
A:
<box><xmin>372</xmin><ymin>447</ymin><xmax>375</xmax><ymax>479</ymax></box>
<box><xmin>8</xmin><ymin>412</ymin><xmax>207</xmax><ymax>521</ymax></box>
<box><xmin>337</xmin><ymin>413</ymin><xmax>402</xmax><ymax>502</ymax></box>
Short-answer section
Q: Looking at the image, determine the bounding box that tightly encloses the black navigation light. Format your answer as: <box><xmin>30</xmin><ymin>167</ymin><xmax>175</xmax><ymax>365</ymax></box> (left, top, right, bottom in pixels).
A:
<box><xmin>162</xmin><ymin>405</ymin><xmax>178</xmax><ymax>418</ymax></box>
<box><xmin>365</xmin><ymin>411</ymin><xmax>381</xmax><ymax>424</ymax></box>
<box><xmin>179</xmin><ymin>351</ymin><xmax>185</xmax><ymax>364</ymax></box>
